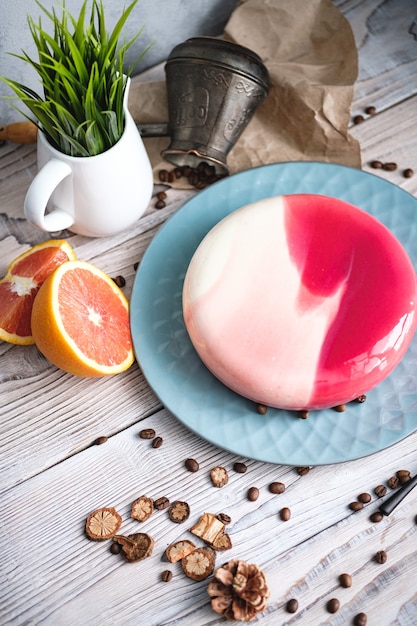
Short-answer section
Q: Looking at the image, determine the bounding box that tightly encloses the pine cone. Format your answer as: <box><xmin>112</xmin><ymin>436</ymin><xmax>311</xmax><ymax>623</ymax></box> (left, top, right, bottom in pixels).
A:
<box><xmin>207</xmin><ymin>559</ymin><xmax>270</xmax><ymax>621</ymax></box>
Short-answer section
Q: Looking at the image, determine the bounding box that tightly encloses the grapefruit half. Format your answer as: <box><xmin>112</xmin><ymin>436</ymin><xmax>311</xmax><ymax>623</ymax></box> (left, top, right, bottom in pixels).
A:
<box><xmin>31</xmin><ymin>260</ymin><xmax>134</xmax><ymax>377</ymax></box>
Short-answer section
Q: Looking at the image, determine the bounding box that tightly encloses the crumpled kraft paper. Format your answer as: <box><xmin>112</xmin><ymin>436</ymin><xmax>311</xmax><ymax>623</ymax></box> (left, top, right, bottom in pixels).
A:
<box><xmin>129</xmin><ymin>0</ymin><xmax>361</xmax><ymax>187</ymax></box>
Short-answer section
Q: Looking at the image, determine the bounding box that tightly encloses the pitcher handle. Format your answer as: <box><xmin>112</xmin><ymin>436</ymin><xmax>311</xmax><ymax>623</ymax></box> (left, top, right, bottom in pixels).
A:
<box><xmin>24</xmin><ymin>159</ymin><xmax>75</xmax><ymax>232</ymax></box>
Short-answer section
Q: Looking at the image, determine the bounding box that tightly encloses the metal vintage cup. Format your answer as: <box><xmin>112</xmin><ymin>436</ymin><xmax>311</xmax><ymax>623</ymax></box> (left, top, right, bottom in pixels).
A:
<box><xmin>162</xmin><ymin>37</ymin><xmax>270</xmax><ymax>175</ymax></box>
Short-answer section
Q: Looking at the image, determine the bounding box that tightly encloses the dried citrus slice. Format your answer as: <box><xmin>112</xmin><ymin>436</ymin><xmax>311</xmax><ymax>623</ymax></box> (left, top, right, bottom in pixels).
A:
<box><xmin>0</xmin><ymin>239</ymin><xmax>76</xmax><ymax>345</ymax></box>
<box><xmin>31</xmin><ymin>260</ymin><xmax>134</xmax><ymax>377</ymax></box>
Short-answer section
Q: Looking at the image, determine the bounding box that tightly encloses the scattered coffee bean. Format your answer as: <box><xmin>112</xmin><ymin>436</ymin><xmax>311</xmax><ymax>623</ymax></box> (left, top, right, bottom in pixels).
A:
<box><xmin>139</xmin><ymin>428</ymin><xmax>156</xmax><ymax>439</ymax></box>
<box><xmin>370</xmin><ymin>511</ymin><xmax>383</xmax><ymax>523</ymax></box>
<box><xmin>159</xmin><ymin>169</ymin><xmax>169</xmax><ymax>182</ymax></box>
<box><xmin>365</xmin><ymin>105</ymin><xmax>376</xmax><ymax>115</ymax></box>
<box><xmin>185</xmin><ymin>458</ymin><xmax>199</xmax><ymax>472</ymax></box>
<box><xmin>217</xmin><ymin>512</ymin><xmax>231</xmax><ymax>525</ymax></box>
<box><xmin>349</xmin><ymin>501</ymin><xmax>364</xmax><ymax>511</ymax></box>
<box><xmin>247</xmin><ymin>487</ymin><xmax>259</xmax><ymax>502</ymax></box>
<box><xmin>374</xmin><ymin>484</ymin><xmax>387</xmax><ymax>498</ymax></box>
<box><xmin>403</xmin><ymin>168</ymin><xmax>414</xmax><ymax>178</ymax></box>
<box><xmin>167</xmin><ymin>171</ymin><xmax>176</xmax><ymax>183</ymax></box>
<box><xmin>387</xmin><ymin>476</ymin><xmax>399</xmax><ymax>489</ymax></box>
<box><xmin>298</xmin><ymin>409</ymin><xmax>309</xmax><ymax>419</ymax></box>
<box><xmin>256</xmin><ymin>403</ymin><xmax>268</xmax><ymax>415</ymax></box>
<box><xmin>296</xmin><ymin>466</ymin><xmax>310</xmax><ymax>476</ymax></box>
<box><xmin>370</xmin><ymin>160</ymin><xmax>383</xmax><ymax>169</ymax></box>
<box><xmin>112</xmin><ymin>275</ymin><xmax>126</xmax><ymax>288</ymax></box>
<box><xmin>382</xmin><ymin>162</ymin><xmax>397</xmax><ymax>171</ymax></box>
<box><xmin>233</xmin><ymin>462</ymin><xmax>248</xmax><ymax>474</ymax></box>
<box><xmin>152</xmin><ymin>436</ymin><xmax>163</xmax><ymax>449</ymax></box>
<box><xmin>356</xmin><ymin>394</ymin><xmax>367</xmax><ymax>403</ymax></box>
<box><xmin>157</xmin><ymin>191</ymin><xmax>167</xmax><ymax>200</ymax></box>
<box><xmin>354</xmin><ymin>613</ymin><xmax>368</xmax><ymax>626</ymax></box>
<box><xmin>375</xmin><ymin>550</ymin><xmax>387</xmax><ymax>564</ymax></box>
<box><xmin>95</xmin><ymin>436</ymin><xmax>108</xmax><ymax>445</ymax></box>
<box><xmin>358</xmin><ymin>492</ymin><xmax>371</xmax><ymax>504</ymax></box>
<box><xmin>280</xmin><ymin>507</ymin><xmax>291</xmax><ymax>521</ymax></box>
<box><xmin>157</xmin><ymin>162</ymin><xmax>224</xmax><ymax>191</ymax></box>
<box><xmin>333</xmin><ymin>403</ymin><xmax>346</xmax><ymax>412</ymax></box>
<box><xmin>396</xmin><ymin>469</ymin><xmax>411</xmax><ymax>484</ymax></box>
<box><xmin>339</xmin><ymin>572</ymin><xmax>352</xmax><ymax>588</ymax></box>
<box><xmin>269</xmin><ymin>481</ymin><xmax>285</xmax><ymax>494</ymax></box>
<box><xmin>326</xmin><ymin>598</ymin><xmax>340</xmax><ymax>614</ymax></box>
<box><xmin>286</xmin><ymin>598</ymin><xmax>299</xmax><ymax>613</ymax></box>
<box><xmin>173</xmin><ymin>167</ymin><xmax>183</xmax><ymax>179</ymax></box>
<box><xmin>155</xmin><ymin>199</ymin><xmax>166</xmax><ymax>209</ymax></box>
<box><xmin>161</xmin><ymin>569</ymin><xmax>173</xmax><ymax>582</ymax></box>
<box><xmin>154</xmin><ymin>496</ymin><xmax>170</xmax><ymax>510</ymax></box>
<box><xmin>110</xmin><ymin>541</ymin><xmax>121</xmax><ymax>554</ymax></box>
<box><xmin>353</xmin><ymin>114</ymin><xmax>365</xmax><ymax>124</ymax></box>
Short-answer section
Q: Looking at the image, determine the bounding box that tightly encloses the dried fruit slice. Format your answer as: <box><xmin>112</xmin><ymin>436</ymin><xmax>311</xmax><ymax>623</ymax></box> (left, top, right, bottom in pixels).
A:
<box><xmin>165</xmin><ymin>539</ymin><xmax>196</xmax><ymax>563</ymax></box>
<box><xmin>113</xmin><ymin>532</ymin><xmax>154</xmax><ymax>562</ymax></box>
<box><xmin>85</xmin><ymin>507</ymin><xmax>122</xmax><ymax>540</ymax></box>
<box><xmin>210</xmin><ymin>532</ymin><xmax>232</xmax><ymax>551</ymax></box>
<box><xmin>210</xmin><ymin>466</ymin><xmax>229</xmax><ymax>488</ymax></box>
<box><xmin>168</xmin><ymin>500</ymin><xmax>190</xmax><ymax>523</ymax></box>
<box><xmin>131</xmin><ymin>495</ymin><xmax>154</xmax><ymax>522</ymax></box>
<box><xmin>0</xmin><ymin>239</ymin><xmax>76</xmax><ymax>345</ymax></box>
<box><xmin>190</xmin><ymin>513</ymin><xmax>225</xmax><ymax>544</ymax></box>
<box><xmin>182</xmin><ymin>547</ymin><xmax>215</xmax><ymax>581</ymax></box>
<box><xmin>31</xmin><ymin>260</ymin><xmax>134</xmax><ymax>377</ymax></box>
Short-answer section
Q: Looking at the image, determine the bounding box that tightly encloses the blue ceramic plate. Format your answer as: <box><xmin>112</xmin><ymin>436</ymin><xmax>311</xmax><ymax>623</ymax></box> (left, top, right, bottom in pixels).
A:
<box><xmin>130</xmin><ymin>162</ymin><xmax>417</xmax><ymax>465</ymax></box>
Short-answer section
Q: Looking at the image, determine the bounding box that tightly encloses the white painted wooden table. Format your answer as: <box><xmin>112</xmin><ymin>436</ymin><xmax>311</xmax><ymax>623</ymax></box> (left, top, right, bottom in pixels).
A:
<box><xmin>1</xmin><ymin>1</ymin><xmax>417</xmax><ymax>624</ymax></box>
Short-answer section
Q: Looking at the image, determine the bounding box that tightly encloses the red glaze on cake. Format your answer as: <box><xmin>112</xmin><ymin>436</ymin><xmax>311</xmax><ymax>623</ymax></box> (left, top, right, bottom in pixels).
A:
<box><xmin>182</xmin><ymin>194</ymin><xmax>417</xmax><ymax>411</ymax></box>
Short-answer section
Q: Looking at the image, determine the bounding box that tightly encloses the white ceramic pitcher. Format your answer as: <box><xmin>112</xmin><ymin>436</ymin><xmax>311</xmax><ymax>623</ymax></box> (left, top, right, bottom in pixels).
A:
<box><xmin>24</xmin><ymin>78</ymin><xmax>153</xmax><ymax>237</ymax></box>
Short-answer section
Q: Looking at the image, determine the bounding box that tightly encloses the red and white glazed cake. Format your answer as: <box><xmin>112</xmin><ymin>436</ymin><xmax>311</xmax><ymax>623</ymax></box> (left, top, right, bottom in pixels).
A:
<box><xmin>182</xmin><ymin>194</ymin><xmax>417</xmax><ymax>411</ymax></box>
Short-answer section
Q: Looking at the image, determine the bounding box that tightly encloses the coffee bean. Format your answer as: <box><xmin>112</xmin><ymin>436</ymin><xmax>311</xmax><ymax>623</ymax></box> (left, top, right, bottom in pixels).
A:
<box><xmin>370</xmin><ymin>160</ymin><xmax>383</xmax><ymax>169</ymax></box>
<box><xmin>158</xmin><ymin>169</ymin><xmax>169</xmax><ymax>182</ymax></box>
<box><xmin>296</xmin><ymin>466</ymin><xmax>310</xmax><ymax>476</ymax></box>
<box><xmin>157</xmin><ymin>191</ymin><xmax>167</xmax><ymax>200</ymax></box>
<box><xmin>152</xmin><ymin>436</ymin><xmax>163</xmax><ymax>448</ymax></box>
<box><xmin>356</xmin><ymin>394</ymin><xmax>367</xmax><ymax>403</ymax></box>
<box><xmin>185</xmin><ymin>458</ymin><xmax>199</xmax><ymax>472</ymax></box>
<box><xmin>354</xmin><ymin>613</ymin><xmax>367</xmax><ymax>626</ymax></box>
<box><xmin>155</xmin><ymin>199</ymin><xmax>166</xmax><ymax>209</ymax></box>
<box><xmin>349</xmin><ymin>501</ymin><xmax>363</xmax><ymax>511</ymax></box>
<box><xmin>269</xmin><ymin>481</ymin><xmax>285</xmax><ymax>494</ymax></box>
<box><xmin>256</xmin><ymin>403</ymin><xmax>268</xmax><ymax>415</ymax></box>
<box><xmin>358</xmin><ymin>492</ymin><xmax>371</xmax><ymax>504</ymax></box>
<box><xmin>139</xmin><ymin>428</ymin><xmax>156</xmax><ymax>439</ymax></box>
<box><xmin>326</xmin><ymin>598</ymin><xmax>340</xmax><ymax>614</ymax></box>
<box><xmin>365</xmin><ymin>105</ymin><xmax>376</xmax><ymax>115</ymax></box>
<box><xmin>280</xmin><ymin>507</ymin><xmax>291</xmax><ymax>521</ymax></box>
<box><xmin>161</xmin><ymin>569</ymin><xmax>173</xmax><ymax>582</ymax></box>
<box><xmin>217</xmin><ymin>512</ymin><xmax>231</xmax><ymax>525</ymax></box>
<box><xmin>286</xmin><ymin>598</ymin><xmax>298</xmax><ymax>613</ymax></box>
<box><xmin>374</xmin><ymin>485</ymin><xmax>387</xmax><ymax>498</ymax></box>
<box><xmin>353</xmin><ymin>115</ymin><xmax>365</xmax><ymax>124</ymax></box>
<box><xmin>387</xmin><ymin>476</ymin><xmax>399</xmax><ymax>489</ymax></box>
<box><xmin>403</xmin><ymin>168</ymin><xmax>414</xmax><ymax>178</ymax></box>
<box><xmin>154</xmin><ymin>496</ymin><xmax>170</xmax><ymax>510</ymax></box>
<box><xmin>233</xmin><ymin>462</ymin><xmax>247</xmax><ymax>474</ymax></box>
<box><xmin>370</xmin><ymin>511</ymin><xmax>383</xmax><ymax>523</ymax></box>
<box><xmin>333</xmin><ymin>403</ymin><xmax>346</xmax><ymax>412</ymax></box>
<box><xmin>95</xmin><ymin>436</ymin><xmax>108</xmax><ymax>445</ymax></box>
<box><xmin>110</xmin><ymin>541</ymin><xmax>121</xmax><ymax>554</ymax></box>
<box><xmin>339</xmin><ymin>573</ymin><xmax>352</xmax><ymax>588</ymax></box>
<box><xmin>298</xmin><ymin>409</ymin><xmax>309</xmax><ymax>419</ymax></box>
<box><xmin>396</xmin><ymin>469</ymin><xmax>411</xmax><ymax>484</ymax></box>
<box><xmin>112</xmin><ymin>275</ymin><xmax>126</xmax><ymax>288</ymax></box>
<box><xmin>382</xmin><ymin>162</ymin><xmax>397</xmax><ymax>171</ymax></box>
<box><xmin>375</xmin><ymin>550</ymin><xmax>387</xmax><ymax>564</ymax></box>
<box><xmin>182</xmin><ymin>166</ymin><xmax>192</xmax><ymax>177</ymax></box>
<box><xmin>247</xmin><ymin>487</ymin><xmax>259</xmax><ymax>502</ymax></box>
<box><xmin>168</xmin><ymin>171</ymin><xmax>176</xmax><ymax>183</ymax></box>
<box><xmin>173</xmin><ymin>167</ymin><xmax>183</xmax><ymax>179</ymax></box>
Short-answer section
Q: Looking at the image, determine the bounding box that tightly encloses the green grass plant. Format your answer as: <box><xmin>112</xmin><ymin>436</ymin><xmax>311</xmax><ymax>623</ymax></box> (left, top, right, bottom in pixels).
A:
<box><xmin>1</xmin><ymin>0</ymin><xmax>151</xmax><ymax>156</ymax></box>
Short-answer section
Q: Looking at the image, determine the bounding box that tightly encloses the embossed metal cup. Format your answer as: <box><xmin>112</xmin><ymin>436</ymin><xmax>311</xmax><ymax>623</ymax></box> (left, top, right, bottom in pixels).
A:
<box><xmin>162</xmin><ymin>37</ymin><xmax>270</xmax><ymax>175</ymax></box>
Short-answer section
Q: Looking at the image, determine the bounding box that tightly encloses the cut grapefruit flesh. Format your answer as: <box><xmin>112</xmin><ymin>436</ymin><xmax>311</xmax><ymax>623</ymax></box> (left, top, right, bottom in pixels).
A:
<box><xmin>31</xmin><ymin>260</ymin><xmax>134</xmax><ymax>377</ymax></box>
<box><xmin>0</xmin><ymin>240</ymin><xmax>76</xmax><ymax>345</ymax></box>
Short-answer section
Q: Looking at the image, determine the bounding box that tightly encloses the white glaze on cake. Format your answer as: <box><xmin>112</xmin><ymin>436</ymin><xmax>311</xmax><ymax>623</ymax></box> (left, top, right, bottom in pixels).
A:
<box><xmin>182</xmin><ymin>194</ymin><xmax>417</xmax><ymax>410</ymax></box>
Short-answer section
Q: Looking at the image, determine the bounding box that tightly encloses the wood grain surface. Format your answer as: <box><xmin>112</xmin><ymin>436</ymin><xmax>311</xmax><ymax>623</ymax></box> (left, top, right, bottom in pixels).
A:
<box><xmin>1</xmin><ymin>1</ymin><xmax>417</xmax><ymax>624</ymax></box>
